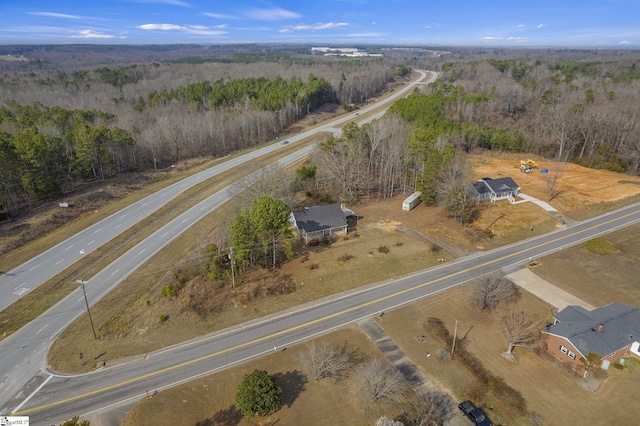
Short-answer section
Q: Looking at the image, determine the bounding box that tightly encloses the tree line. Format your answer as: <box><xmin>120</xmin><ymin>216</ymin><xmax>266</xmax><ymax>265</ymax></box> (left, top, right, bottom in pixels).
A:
<box><xmin>436</xmin><ymin>58</ymin><xmax>640</xmax><ymax>174</ymax></box>
<box><xmin>142</xmin><ymin>74</ymin><xmax>335</xmax><ymax>113</ymax></box>
<box><xmin>0</xmin><ymin>102</ymin><xmax>134</xmax><ymax>217</ymax></box>
<box><xmin>0</xmin><ymin>58</ymin><xmax>395</xmax><ymax>219</ymax></box>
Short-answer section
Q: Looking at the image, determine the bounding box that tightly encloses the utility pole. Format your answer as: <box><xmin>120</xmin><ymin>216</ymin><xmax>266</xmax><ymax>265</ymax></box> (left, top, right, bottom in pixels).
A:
<box><xmin>451</xmin><ymin>320</ymin><xmax>458</xmax><ymax>355</ymax></box>
<box><xmin>228</xmin><ymin>247</ymin><xmax>235</xmax><ymax>291</ymax></box>
<box><xmin>76</xmin><ymin>279</ymin><xmax>97</xmax><ymax>339</ymax></box>
<box><xmin>484</xmin><ymin>201</ymin><xmax>492</xmax><ymax>230</ymax></box>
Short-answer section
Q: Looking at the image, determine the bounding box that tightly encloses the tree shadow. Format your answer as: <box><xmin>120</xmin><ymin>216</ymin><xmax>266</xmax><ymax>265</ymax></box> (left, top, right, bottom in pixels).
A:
<box><xmin>195</xmin><ymin>404</ymin><xmax>242</xmax><ymax>426</ymax></box>
<box><xmin>273</xmin><ymin>370</ymin><xmax>307</xmax><ymax>408</ymax></box>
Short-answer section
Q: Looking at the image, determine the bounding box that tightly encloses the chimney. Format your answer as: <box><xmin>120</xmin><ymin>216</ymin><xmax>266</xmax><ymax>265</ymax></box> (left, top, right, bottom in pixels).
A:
<box><xmin>597</xmin><ymin>324</ymin><xmax>605</xmax><ymax>332</ymax></box>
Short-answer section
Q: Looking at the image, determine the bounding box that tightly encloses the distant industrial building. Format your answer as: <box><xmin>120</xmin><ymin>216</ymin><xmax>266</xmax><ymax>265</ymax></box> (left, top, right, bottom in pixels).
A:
<box><xmin>311</xmin><ymin>47</ymin><xmax>383</xmax><ymax>57</ymax></box>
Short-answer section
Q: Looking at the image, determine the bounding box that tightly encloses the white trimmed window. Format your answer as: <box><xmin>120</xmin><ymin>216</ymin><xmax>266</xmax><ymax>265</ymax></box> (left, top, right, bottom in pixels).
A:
<box><xmin>568</xmin><ymin>350</ymin><xmax>576</xmax><ymax>359</ymax></box>
<box><xmin>559</xmin><ymin>345</ymin><xmax>568</xmax><ymax>354</ymax></box>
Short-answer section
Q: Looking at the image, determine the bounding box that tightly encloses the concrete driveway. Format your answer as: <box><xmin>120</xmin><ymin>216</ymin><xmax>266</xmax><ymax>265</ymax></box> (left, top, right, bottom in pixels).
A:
<box><xmin>506</xmin><ymin>268</ymin><xmax>596</xmax><ymax>312</ymax></box>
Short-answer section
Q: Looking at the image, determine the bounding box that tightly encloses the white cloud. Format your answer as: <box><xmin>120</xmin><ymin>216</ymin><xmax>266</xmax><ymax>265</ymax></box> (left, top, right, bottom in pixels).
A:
<box><xmin>483</xmin><ymin>36</ymin><xmax>501</xmax><ymax>42</ymax></box>
<box><xmin>138</xmin><ymin>23</ymin><xmax>227</xmax><ymax>36</ymax></box>
<box><xmin>148</xmin><ymin>0</ymin><xmax>190</xmax><ymax>6</ymax></box>
<box><xmin>203</xmin><ymin>12</ymin><xmax>239</xmax><ymax>20</ymax></box>
<box><xmin>245</xmin><ymin>7</ymin><xmax>301</xmax><ymax>21</ymax></box>
<box><xmin>537</xmin><ymin>24</ymin><xmax>545</xmax><ymax>29</ymax></box>
<box><xmin>517</xmin><ymin>24</ymin><xmax>526</xmax><ymax>28</ymax></box>
<box><xmin>295</xmin><ymin>22</ymin><xmax>348</xmax><ymax>31</ymax></box>
<box><xmin>70</xmin><ymin>29</ymin><xmax>117</xmax><ymax>39</ymax></box>
<box><xmin>508</xmin><ymin>37</ymin><xmax>528</xmax><ymax>43</ymax></box>
<box><xmin>619</xmin><ymin>40</ymin><xmax>632</xmax><ymax>45</ymax></box>
<box><xmin>29</xmin><ymin>12</ymin><xmax>84</xmax><ymax>19</ymax></box>
<box><xmin>139</xmin><ymin>23</ymin><xmax>184</xmax><ymax>31</ymax></box>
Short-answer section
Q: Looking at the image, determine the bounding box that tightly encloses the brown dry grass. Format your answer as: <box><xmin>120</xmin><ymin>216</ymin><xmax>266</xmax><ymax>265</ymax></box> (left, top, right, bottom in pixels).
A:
<box><xmin>0</xmin><ymin>137</ymin><xmax>323</xmax><ymax>341</ymax></box>
<box><xmin>48</xmin><ymin>202</ymin><xmax>449</xmax><ymax>373</ymax></box>
<box><xmin>46</xmin><ymin>150</ymin><xmax>640</xmax><ymax>373</ymax></box>
<box><xmin>469</xmin><ymin>153</ymin><xmax>640</xmax><ymax>220</ymax></box>
<box><xmin>534</xmin><ymin>224</ymin><xmax>640</xmax><ymax>307</ymax></box>
<box><xmin>379</xmin><ymin>284</ymin><xmax>640</xmax><ymax>426</ymax></box>
<box><xmin>119</xmin><ymin>327</ymin><xmax>406</xmax><ymax>426</ymax></box>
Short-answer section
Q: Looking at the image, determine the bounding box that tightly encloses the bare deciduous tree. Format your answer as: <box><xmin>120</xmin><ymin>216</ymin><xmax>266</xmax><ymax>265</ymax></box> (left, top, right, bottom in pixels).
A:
<box><xmin>355</xmin><ymin>359</ymin><xmax>405</xmax><ymax>401</ymax></box>
<box><xmin>314</xmin><ymin>136</ymin><xmax>367</xmax><ymax>203</ymax></box>
<box><xmin>229</xmin><ymin>164</ymin><xmax>295</xmax><ymax>208</ymax></box>
<box><xmin>471</xmin><ymin>273</ymin><xmax>519</xmax><ymax>310</ymax></box>
<box><xmin>375</xmin><ymin>416</ymin><xmax>404</xmax><ymax>426</ymax></box>
<box><xmin>294</xmin><ymin>340</ymin><xmax>350</xmax><ymax>381</ymax></box>
<box><xmin>402</xmin><ymin>391</ymin><xmax>455</xmax><ymax>426</ymax></box>
<box><xmin>499</xmin><ymin>309</ymin><xmax>542</xmax><ymax>362</ymax></box>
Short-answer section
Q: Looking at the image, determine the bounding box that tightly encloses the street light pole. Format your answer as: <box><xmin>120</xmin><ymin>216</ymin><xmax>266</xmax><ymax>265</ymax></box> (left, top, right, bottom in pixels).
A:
<box><xmin>76</xmin><ymin>279</ymin><xmax>98</xmax><ymax>339</ymax></box>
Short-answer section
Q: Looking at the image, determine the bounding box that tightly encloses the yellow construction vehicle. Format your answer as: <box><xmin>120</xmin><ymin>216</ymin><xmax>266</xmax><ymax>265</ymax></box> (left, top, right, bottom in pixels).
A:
<box><xmin>520</xmin><ymin>159</ymin><xmax>537</xmax><ymax>173</ymax></box>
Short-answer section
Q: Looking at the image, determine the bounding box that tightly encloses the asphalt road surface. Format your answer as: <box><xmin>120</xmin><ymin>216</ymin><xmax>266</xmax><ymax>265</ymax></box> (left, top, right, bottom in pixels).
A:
<box><xmin>0</xmin><ymin>71</ymin><xmax>434</xmax><ymax>416</ymax></box>
<box><xmin>0</xmin><ymin>69</ymin><xmax>433</xmax><ymax>313</ymax></box>
<box><xmin>8</xmin><ymin>202</ymin><xmax>640</xmax><ymax>424</ymax></box>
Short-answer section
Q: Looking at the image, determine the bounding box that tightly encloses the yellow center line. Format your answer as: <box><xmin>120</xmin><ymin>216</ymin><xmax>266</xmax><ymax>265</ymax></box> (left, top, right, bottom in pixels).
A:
<box><xmin>15</xmin><ymin>207</ymin><xmax>640</xmax><ymax>415</ymax></box>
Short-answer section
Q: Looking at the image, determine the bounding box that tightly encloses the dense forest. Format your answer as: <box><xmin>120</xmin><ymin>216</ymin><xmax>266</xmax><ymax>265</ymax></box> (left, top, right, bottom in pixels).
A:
<box><xmin>2</xmin><ymin>46</ymin><xmax>640</xmax><ymax>222</ymax></box>
<box><xmin>0</xmin><ymin>54</ymin><xmax>395</xmax><ymax>218</ymax></box>
<box><xmin>307</xmin><ymin>52</ymin><xmax>640</xmax><ymax>223</ymax></box>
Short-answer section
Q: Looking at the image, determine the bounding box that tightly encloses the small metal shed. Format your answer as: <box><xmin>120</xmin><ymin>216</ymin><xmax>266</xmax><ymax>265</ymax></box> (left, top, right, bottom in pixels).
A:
<box><xmin>402</xmin><ymin>192</ymin><xmax>422</xmax><ymax>211</ymax></box>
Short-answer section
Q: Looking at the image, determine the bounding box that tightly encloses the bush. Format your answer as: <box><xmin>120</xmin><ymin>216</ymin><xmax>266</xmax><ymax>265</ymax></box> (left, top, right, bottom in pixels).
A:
<box><xmin>377</xmin><ymin>245</ymin><xmax>390</xmax><ymax>254</ymax></box>
<box><xmin>235</xmin><ymin>369</ymin><xmax>282</xmax><ymax>417</ymax></box>
<box><xmin>424</xmin><ymin>317</ymin><xmax>527</xmax><ymax>415</ymax></box>
<box><xmin>437</xmin><ymin>348</ymin><xmax>452</xmax><ymax>361</ymax></box>
<box><xmin>159</xmin><ymin>314</ymin><xmax>167</xmax><ymax>323</ymax></box>
<box><xmin>424</xmin><ymin>318</ymin><xmax>452</xmax><ymax>343</ymax></box>
<box><xmin>160</xmin><ymin>284</ymin><xmax>176</xmax><ymax>297</ymax></box>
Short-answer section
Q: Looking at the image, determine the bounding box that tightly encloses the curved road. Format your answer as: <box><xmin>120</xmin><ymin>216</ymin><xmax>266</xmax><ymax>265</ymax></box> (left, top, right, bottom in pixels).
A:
<box><xmin>0</xmin><ymin>69</ymin><xmax>433</xmax><ymax>312</ymax></box>
<box><xmin>11</xmin><ymin>202</ymin><xmax>640</xmax><ymax>424</ymax></box>
<box><xmin>0</xmin><ymin>70</ymin><xmax>435</xmax><ymax>414</ymax></box>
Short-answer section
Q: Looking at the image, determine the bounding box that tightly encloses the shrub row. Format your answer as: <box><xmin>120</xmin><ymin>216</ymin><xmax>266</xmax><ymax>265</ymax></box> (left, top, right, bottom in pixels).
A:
<box><xmin>424</xmin><ymin>317</ymin><xmax>527</xmax><ymax>416</ymax></box>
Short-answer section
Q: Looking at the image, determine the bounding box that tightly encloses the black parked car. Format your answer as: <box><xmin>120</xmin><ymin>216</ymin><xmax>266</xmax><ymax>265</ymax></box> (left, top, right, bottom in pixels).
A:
<box><xmin>458</xmin><ymin>400</ymin><xmax>493</xmax><ymax>426</ymax></box>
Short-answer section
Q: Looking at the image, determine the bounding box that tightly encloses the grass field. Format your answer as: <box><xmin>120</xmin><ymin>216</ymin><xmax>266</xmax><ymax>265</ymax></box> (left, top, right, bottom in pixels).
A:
<box><xmin>120</xmin><ymin>327</ymin><xmax>408</xmax><ymax>426</ymax></box>
<box><xmin>3</xmin><ymin>92</ymin><xmax>640</xmax><ymax>424</ymax></box>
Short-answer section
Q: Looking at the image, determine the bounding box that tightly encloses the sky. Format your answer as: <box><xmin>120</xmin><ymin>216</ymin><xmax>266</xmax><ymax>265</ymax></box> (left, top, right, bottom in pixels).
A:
<box><xmin>1</xmin><ymin>0</ymin><xmax>639</xmax><ymax>47</ymax></box>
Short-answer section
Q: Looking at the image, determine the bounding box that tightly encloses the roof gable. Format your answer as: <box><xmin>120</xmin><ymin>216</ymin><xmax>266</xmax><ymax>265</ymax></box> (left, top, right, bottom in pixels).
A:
<box><xmin>546</xmin><ymin>303</ymin><xmax>640</xmax><ymax>357</ymax></box>
<box><xmin>483</xmin><ymin>177</ymin><xmax>519</xmax><ymax>193</ymax></box>
<box><xmin>292</xmin><ymin>203</ymin><xmax>347</xmax><ymax>233</ymax></box>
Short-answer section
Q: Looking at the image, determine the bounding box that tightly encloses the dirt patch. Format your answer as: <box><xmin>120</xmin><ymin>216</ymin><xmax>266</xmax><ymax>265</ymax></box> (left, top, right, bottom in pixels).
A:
<box><xmin>469</xmin><ymin>153</ymin><xmax>640</xmax><ymax>220</ymax></box>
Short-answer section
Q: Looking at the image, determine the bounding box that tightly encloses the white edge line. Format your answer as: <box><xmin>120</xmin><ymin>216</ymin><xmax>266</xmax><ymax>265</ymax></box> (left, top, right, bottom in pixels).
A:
<box><xmin>12</xmin><ymin>372</ymin><xmax>53</xmax><ymax>413</ymax></box>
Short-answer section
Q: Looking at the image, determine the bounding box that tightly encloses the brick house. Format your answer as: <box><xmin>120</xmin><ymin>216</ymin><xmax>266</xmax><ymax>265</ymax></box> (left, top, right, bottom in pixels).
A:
<box><xmin>541</xmin><ymin>303</ymin><xmax>640</xmax><ymax>376</ymax></box>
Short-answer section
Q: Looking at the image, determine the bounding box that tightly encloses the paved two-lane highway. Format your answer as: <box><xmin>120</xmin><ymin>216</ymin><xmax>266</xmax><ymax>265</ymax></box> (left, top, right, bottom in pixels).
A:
<box><xmin>0</xmin><ymin>70</ymin><xmax>435</xmax><ymax>415</ymax></box>
<box><xmin>12</xmin><ymin>202</ymin><xmax>640</xmax><ymax>424</ymax></box>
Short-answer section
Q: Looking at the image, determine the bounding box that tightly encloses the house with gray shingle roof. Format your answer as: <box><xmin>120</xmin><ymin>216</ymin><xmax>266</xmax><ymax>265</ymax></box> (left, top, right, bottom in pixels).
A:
<box><xmin>467</xmin><ymin>177</ymin><xmax>520</xmax><ymax>202</ymax></box>
<box><xmin>290</xmin><ymin>203</ymin><xmax>354</xmax><ymax>243</ymax></box>
<box><xmin>542</xmin><ymin>303</ymin><xmax>640</xmax><ymax>376</ymax></box>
